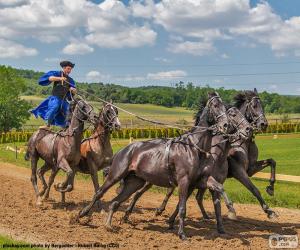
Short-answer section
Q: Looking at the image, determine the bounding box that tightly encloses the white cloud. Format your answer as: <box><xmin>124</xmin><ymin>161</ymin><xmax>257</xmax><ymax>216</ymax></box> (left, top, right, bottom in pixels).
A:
<box><xmin>85</xmin><ymin>0</ymin><xmax>157</xmax><ymax>48</ymax></box>
<box><xmin>154</xmin><ymin>0</ymin><xmax>300</xmax><ymax>56</ymax></box>
<box><xmin>0</xmin><ymin>38</ymin><xmax>37</xmax><ymax>58</ymax></box>
<box><xmin>0</xmin><ymin>0</ymin><xmax>157</xmax><ymax>52</ymax></box>
<box><xmin>168</xmin><ymin>40</ymin><xmax>216</xmax><ymax>56</ymax></box>
<box><xmin>147</xmin><ymin>70</ymin><xmax>187</xmax><ymax>80</ymax></box>
<box><xmin>62</xmin><ymin>42</ymin><xmax>94</xmax><ymax>55</ymax></box>
<box><xmin>86</xmin><ymin>25</ymin><xmax>156</xmax><ymax>48</ymax></box>
<box><xmin>86</xmin><ymin>70</ymin><xmax>110</xmax><ymax>82</ymax></box>
<box><xmin>130</xmin><ymin>0</ymin><xmax>155</xmax><ymax>19</ymax></box>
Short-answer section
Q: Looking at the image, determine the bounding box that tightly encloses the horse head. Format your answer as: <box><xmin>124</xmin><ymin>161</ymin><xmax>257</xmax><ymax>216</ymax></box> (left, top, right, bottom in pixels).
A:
<box><xmin>234</xmin><ymin>88</ymin><xmax>268</xmax><ymax>131</ymax></box>
<box><xmin>98</xmin><ymin>101</ymin><xmax>121</xmax><ymax>131</ymax></box>
<box><xmin>226</xmin><ymin>106</ymin><xmax>252</xmax><ymax>141</ymax></box>
<box><xmin>206</xmin><ymin>92</ymin><xmax>229</xmax><ymax>134</ymax></box>
<box><xmin>73</xmin><ymin>97</ymin><xmax>98</xmax><ymax>125</ymax></box>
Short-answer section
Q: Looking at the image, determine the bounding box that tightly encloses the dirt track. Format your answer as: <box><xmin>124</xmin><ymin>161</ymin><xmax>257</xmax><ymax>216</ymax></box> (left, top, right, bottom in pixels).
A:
<box><xmin>0</xmin><ymin>162</ymin><xmax>299</xmax><ymax>250</ymax></box>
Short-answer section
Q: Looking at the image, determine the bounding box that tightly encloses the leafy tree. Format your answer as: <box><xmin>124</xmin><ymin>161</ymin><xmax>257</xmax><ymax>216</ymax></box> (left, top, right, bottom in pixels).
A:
<box><xmin>0</xmin><ymin>66</ymin><xmax>32</xmax><ymax>132</ymax></box>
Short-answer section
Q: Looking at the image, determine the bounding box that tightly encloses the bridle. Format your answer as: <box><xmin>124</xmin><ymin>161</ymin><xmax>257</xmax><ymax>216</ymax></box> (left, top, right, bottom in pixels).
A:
<box><xmin>100</xmin><ymin>103</ymin><xmax>119</xmax><ymax>130</ymax></box>
<box><xmin>244</xmin><ymin>96</ymin><xmax>265</xmax><ymax>129</ymax></box>
<box><xmin>206</xmin><ymin>95</ymin><xmax>227</xmax><ymax>124</ymax></box>
<box><xmin>226</xmin><ymin>107</ymin><xmax>250</xmax><ymax>141</ymax></box>
<box><xmin>68</xmin><ymin>93</ymin><xmax>96</xmax><ymax>125</ymax></box>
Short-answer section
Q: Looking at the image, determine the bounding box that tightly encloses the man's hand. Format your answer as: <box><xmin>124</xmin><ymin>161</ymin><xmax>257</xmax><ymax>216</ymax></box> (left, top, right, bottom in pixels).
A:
<box><xmin>70</xmin><ymin>87</ymin><xmax>77</xmax><ymax>94</ymax></box>
<box><xmin>49</xmin><ymin>76</ymin><xmax>67</xmax><ymax>82</ymax></box>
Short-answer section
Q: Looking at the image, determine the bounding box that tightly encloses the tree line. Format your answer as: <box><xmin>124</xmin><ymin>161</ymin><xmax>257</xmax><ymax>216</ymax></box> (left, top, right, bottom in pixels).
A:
<box><xmin>3</xmin><ymin>65</ymin><xmax>300</xmax><ymax>114</ymax></box>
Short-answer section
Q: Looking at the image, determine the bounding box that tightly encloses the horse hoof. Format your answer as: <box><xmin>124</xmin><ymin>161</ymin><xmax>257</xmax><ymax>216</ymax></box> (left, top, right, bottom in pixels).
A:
<box><xmin>227</xmin><ymin>211</ymin><xmax>237</xmax><ymax>220</ymax></box>
<box><xmin>179</xmin><ymin>233</ymin><xmax>187</xmax><ymax>240</ymax></box>
<box><xmin>39</xmin><ymin>190</ymin><xmax>46</xmax><ymax>196</ymax></box>
<box><xmin>105</xmin><ymin>224</ymin><xmax>114</xmax><ymax>232</ymax></box>
<box><xmin>266</xmin><ymin>186</ymin><xmax>274</xmax><ymax>196</ymax></box>
<box><xmin>202</xmin><ymin>214</ymin><xmax>212</xmax><ymax>220</ymax></box>
<box><xmin>155</xmin><ymin>208</ymin><xmax>163</xmax><ymax>216</ymax></box>
<box><xmin>36</xmin><ymin>197</ymin><xmax>43</xmax><ymax>206</ymax></box>
<box><xmin>268</xmin><ymin>210</ymin><xmax>278</xmax><ymax>219</ymax></box>
<box><xmin>79</xmin><ymin>206</ymin><xmax>91</xmax><ymax>218</ymax></box>
<box><xmin>218</xmin><ymin>228</ymin><xmax>226</xmax><ymax>234</ymax></box>
<box><xmin>54</xmin><ymin>183</ymin><xmax>61</xmax><ymax>191</ymax></box>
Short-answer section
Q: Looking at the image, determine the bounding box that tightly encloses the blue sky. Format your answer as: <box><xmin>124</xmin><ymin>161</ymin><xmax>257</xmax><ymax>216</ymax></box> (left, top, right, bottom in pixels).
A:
<box><xmin>0</xmin><ymin>0</ymin><xmax>300</xmax><ymax>95</ymax></box>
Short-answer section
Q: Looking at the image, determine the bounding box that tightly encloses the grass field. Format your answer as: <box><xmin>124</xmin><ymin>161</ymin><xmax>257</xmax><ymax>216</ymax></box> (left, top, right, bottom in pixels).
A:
<box><xmin>21</xmin><ymin>95</ymin><xmax>300</xmax><ymax>128</ymax></box>
<box><xmin>0</xmin><ymin>235</ymin><xmax>43</xmax><ymax>250</ymax></box>
<box><xmin>0</xmin><ymin>134</ymin><xmax>299</xmax><ymax>209</ymax></box>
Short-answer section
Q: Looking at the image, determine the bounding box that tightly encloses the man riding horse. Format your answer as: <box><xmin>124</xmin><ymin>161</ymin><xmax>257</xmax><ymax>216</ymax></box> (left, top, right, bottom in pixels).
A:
<box><xmin>31</xmin><ymin>61</ymin><xmax>77</xmax><ymax>129</ymax></box>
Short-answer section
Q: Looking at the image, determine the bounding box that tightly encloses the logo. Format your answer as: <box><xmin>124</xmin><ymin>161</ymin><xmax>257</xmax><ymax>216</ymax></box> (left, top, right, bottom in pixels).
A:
<box><xmin>269</xmin><ymin>234</ymin><xmax>298</xmax><ymax>249</ymax></box>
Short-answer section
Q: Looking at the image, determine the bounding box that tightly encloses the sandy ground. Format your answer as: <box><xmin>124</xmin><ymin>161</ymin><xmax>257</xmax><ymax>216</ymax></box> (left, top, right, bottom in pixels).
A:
<box><xmin>0</xmin><ymin>162</ymin><xmax>299</xmax><ymax>250</ymax></box>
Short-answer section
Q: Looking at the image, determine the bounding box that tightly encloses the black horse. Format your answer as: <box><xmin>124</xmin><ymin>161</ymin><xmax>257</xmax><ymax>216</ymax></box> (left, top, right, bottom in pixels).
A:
<box><xmin>76</xmin><ymin>92</ymin><xmax>231</xmax><ymax>239</ymax></box>
<box><xmin>121</xmin><ymin>105</ymin><xmax>252</xmax><ymax>234</ymax></box>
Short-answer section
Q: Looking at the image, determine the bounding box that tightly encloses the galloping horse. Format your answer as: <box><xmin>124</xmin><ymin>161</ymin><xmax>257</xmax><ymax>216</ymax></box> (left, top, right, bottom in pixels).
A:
<box><xmin>122</xmin><ymin>105</ymin><xmax>252</xmax><ymax>234</ymax></box>
<box><xmin>76</xmin><ymin>92</ymin><xmax>230</xmax><ymax>239</ymax></box>
<box><xmin>187</xmin><ymin>89</ymin><xmax>277</xmax><ymax>221</ymax></box>
<box><xmin>25</xmin><ymin>97</ymin><xmax>97</xmax><ymax>205</ymax></box>
<box><xmin>36</xmin><ymin>102</ymin><xmax>121</xmax><ymax>203</ymax></box>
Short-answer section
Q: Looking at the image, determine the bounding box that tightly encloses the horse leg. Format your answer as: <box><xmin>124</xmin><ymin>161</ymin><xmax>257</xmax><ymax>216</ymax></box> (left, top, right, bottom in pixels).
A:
<box><xmin>233</xmin><ymin>169</ymin><xmax>277</xmax><ymax>219</ymax></box>
<box><xmin>42</xmin><ymin>167</ymin><xmax>59</xmax><ymax>200</ymax></box>
<box><xmin>123</xmin><ymin>182</ymin><xmax>152</xmax><ymax>222</ymax></box>
<box><xmin>176</xmin><ymin>178</ymin><xmax>191</xmax><ymax>240</ymax></box>
<box><xmin>59</xmin><ymin>170</ymin><xmax>76</xmax><ymax>204</ymax></box>
<box><xmin>221</xmin><ymin>190</ymin><xmax>237</xmax><ymax>220</ymax></box>
<box><xmin>210</xmin><ymin>190</ymin><xmax>225</xmax><ymax>234</ymax></box>
<box><xmin>167</xmin><ymin>186</ymin><xmax>194</xmax><ymax>230</ymax></box>
<box><xmin>195</xmin><ymin>188</ymin><xmax>212</xmax><ymax>220</ymax></box>
<box><xmin>247</xmin><ymin>159</ymin><xmax>276</xmax><ymax>196</ymax></box>
<box><xmin>37</xmin><ymin>163</ymin><xmax>51</xmax><ymax>197</ymax></box>
<box><xmin>30</xmin><ymin>154</ymin><xmax>41</xmax><ymax>205</ymax></box>
<box><xmin>89</xmin><ymin>162</ymin><xmax>101</xmax><ymax>209</ymax></box>
<box><xmin>155</xmin><ymin>186</ymin><xmax>175</xmax><ymax>216</ymax></box>
<box><xmin>55</xmin><ymin>158</ymin><xmax>74</xmax><ymax>193</ymax></box>
<box><xmin>78</xmin><ymin>169</ymin><xmax>127</xmax><ymax>218</ymax></box>
<box><xmin>105</xmin><ymin>175</ymin><xmax>145</xmax><ymax>230</ymax></box>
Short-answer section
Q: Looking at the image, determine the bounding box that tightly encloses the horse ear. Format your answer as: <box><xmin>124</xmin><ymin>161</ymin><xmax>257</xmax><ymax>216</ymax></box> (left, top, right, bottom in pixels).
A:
<box><xmin>254</xmin><ymin>88</ymin><xmax>258</xmax><ymax>94</ymax></box>
<box><xmin>215</xmin><ymin>91</ymin><xmax>220</xmax><ymax>97</ymax></box>
<box><xmin>110</xmin><ymin>99</ymin><xmax>113</xmax><ymax>104</ymax></box>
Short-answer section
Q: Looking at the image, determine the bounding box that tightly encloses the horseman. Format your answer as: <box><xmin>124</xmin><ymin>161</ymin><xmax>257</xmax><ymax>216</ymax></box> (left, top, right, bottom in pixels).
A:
<box><xmin>31</xmin><ymin>61</ymin><xmax>77</xmax><ymax>129</ymax></box>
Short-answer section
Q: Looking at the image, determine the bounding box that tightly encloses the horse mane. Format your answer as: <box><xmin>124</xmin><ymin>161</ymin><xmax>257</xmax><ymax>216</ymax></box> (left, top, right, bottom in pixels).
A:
<box><xmin>233</xmin><ymin>90</ymin><xmax>258</xmax><ymax>108</ymax></box>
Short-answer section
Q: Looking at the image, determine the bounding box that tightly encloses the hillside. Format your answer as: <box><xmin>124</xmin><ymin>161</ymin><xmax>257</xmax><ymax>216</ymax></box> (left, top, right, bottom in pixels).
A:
<box><xmin>2</xmin><ymin>65</ymin><xmax>300</xmax><ymax>113</ymax></box>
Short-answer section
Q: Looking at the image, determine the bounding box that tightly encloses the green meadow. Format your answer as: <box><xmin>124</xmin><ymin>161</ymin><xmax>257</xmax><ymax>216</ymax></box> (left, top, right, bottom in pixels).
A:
<box><xmin>0</xmin><ymin>133</ymin><xmax>299</xmax><ymax>209</ymax></box>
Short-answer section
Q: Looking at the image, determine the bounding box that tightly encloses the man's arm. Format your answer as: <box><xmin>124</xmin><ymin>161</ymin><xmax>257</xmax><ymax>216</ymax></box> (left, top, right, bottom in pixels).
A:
<box><xmin>49</xmin><ymin>76</ymin><xmax>66</xmax><ymax>82</ymax></box>
<box><xmin>38</xmin><ymin>71</ymin><xmax>64</xmax><ymax>86</ymax></box>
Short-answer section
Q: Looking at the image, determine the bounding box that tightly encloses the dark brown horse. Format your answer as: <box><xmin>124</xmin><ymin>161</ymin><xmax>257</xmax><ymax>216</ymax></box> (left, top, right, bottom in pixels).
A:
<box><xmin>180</xmin><ymin>89</ymin><xmax>277</xmax><ymax>221</ymax></box>
<box><xmin>76</xmin><ymin>92</ymin><xmax>230</xmax><ymax>239</ymax></box>
<box><xmin>35</xmin><ymin>103</ymin><xmax>121</xmax><ymax>203</ymax></box>
<box><xmin>122</xmin><ymin>105</ymin><xmax>252</xmax><ymax>233</ymax></box>
<box><xmin>25</xmin><ymin>97</ymin><xmax>97</xmax><ymax>205</ymax></box>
